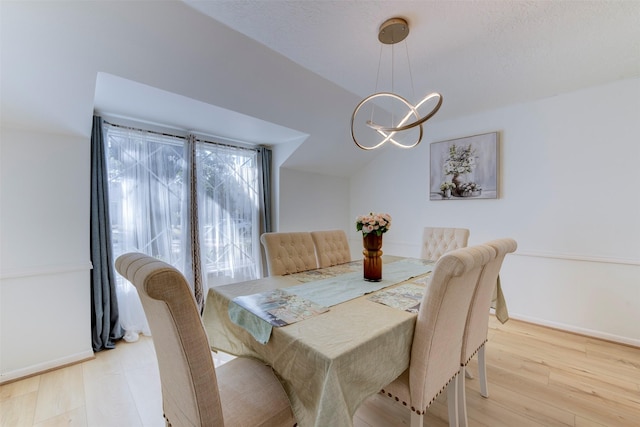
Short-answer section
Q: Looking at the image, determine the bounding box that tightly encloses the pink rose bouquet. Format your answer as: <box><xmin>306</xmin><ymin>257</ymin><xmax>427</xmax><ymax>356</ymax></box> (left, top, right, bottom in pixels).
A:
<box><xmin>356</xmin><ymin>212</ymin><xmax>392</xmax><ymax>236</ymax></box>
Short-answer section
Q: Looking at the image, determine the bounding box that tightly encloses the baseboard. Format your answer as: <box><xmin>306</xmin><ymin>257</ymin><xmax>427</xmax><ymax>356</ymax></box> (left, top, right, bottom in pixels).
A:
<box><xmin>0</xmin><ymin>349</ymin><xmax>95</xmax><ymax>385</ymax></box>
<box><xmin>505</xmin><ymin>312</ymin><xmax>640</xmax><ymax>349</ymax></box>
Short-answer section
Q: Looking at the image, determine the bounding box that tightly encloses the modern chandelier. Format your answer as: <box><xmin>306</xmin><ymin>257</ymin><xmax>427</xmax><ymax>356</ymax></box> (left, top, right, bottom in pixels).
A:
<box><xmin>351</xmin><ymin>17</ymin><xmax>443</xmax><ymax>151</ymax></box>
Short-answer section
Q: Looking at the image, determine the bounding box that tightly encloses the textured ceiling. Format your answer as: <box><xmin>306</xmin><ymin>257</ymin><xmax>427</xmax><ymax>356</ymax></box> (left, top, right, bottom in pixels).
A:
<box><xmin>185</xmin><ymin>0</ymin><xmax>640</xmax><ymax>120</ymax></box>
<box><xmin>2</xmin><ymin>1</ymin><xmax>639</xmax><ymax>178</ymax></box>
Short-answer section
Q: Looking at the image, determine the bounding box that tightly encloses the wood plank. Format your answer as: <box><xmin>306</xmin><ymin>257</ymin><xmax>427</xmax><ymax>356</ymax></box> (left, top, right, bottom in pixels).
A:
<box><xmin>487</xmin><ymin>363</ymin><xmax>640</xmax><ymax>427</ymax></box>
<box><xmin>547</xmin><ymin>370</ymin><xmax>640</xmax><ymax>426</ymax></box>
<box><xmin>585</xmin><ymin>338</ymin><xmax>640</xmax><ymax>371</ymax></box>
<box><xmin>464</xmin><ymin>392</ymin><xmax>548</xmax><ymax>427</ymax></box>
<box><xmin>125</xmin><ymin>362</ymin><xmax>164</xmax><ymax>427</ymax></box>
<box><xmin>483</xmin><ymin>344</ymin><xmax>551</xmax><ymax>385</ymax></box>
<box><xmin>549</xmin><ymin>365</ymin><xmax>640</xmax><ymax>402</ymax></box>
<box><xmin>464</xmin><ymin>379</ymin><xmax>575</xmax><ymax>426</ymax></box>
<box><xmin>0</xmin><ymin>375</ymin><xmax>39</xmax><ymax>402</ymax></box>
<box><xmin>575</xmin><ymin>415</ymin><xmax>609</xmax><ymax>427</ymax></box>
<box><xmin>0</xmin><ymin>391</ymin><xmax>37</xmax><ymax>427</ymax></box>
<box><xmin>32</xmin><ymin>406</ymin><xmax>87</xmax><ymax>427</ymax></box>
<box><xmin>33</xmin><ymin>364</ymin><xmax>84</xmax><ymax>424</ymax></box>
<box><xmin>82</xmin><ymin>349</ymin><xmax>143</xmax><ymax>427</ymax></box>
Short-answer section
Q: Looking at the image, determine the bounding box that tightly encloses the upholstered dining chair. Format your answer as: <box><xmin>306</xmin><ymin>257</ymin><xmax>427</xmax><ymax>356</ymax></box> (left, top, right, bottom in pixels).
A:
<box><xmin>310</xmin><ymin>229</ymin><xmax>351</xmax><ymax>268</ymax></box>
<box><xmin>260</xmin><ymin>231</ymin><xmax>318</xmax><ymax>276</ymax></box>
<box><xmin>380</xmin><ymin>244</ymin><xmax>495</xmax><ymax>427</ymax></box>
<box><xmin>421</xmin><ymin>227</ymin><xmax>470</xmax><ymax>261</ymax></box>
<box><xmin>114</xmin><ymin>253</ymin><xmax>296</xmax><ymax>427</ymax></box>
<box><xmin>457</xmin><ymin>238</ymin><xmax>517</xmax><ymax>427</ymax></box>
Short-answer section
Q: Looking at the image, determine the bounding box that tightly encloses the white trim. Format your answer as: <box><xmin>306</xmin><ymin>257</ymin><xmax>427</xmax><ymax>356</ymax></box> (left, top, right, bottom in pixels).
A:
<box><xmin>0</xmin><ymin>262</ymin><xmax>93</xmax><ymax>280</ymax></box>
<box><xmin>503</xmin><ymin>311</ymin><xmax>640</xmax><ymax>348</ymax></box>
<box><xmin>513</xmin><ymin>250</ymin><xmax>639</xmax><ymax>266</ymax></box>
<box><xmin>0</xmin><ymin>350</ymin><xmax>95</xmax><ymax>385</ymax></box>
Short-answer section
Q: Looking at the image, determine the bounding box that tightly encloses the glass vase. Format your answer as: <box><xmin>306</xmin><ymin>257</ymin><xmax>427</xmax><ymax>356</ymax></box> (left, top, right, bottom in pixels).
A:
<box><xmin>362</xmin><ymin>233</ymin><xmax>383</xmax><ymax>281</ymax></box>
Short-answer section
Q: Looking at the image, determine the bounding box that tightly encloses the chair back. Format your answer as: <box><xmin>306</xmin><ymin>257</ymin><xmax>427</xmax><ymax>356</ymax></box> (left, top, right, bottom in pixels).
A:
<box><xmin>409</xmin><ymin>244</ymin><xmax>495</xmax><ymax>411</ymax></box>
<box><xmin>421</xmin><ymin>227</ymin><xmax>470</xmax><ymax>261</ymax></box>
<box><xmin>311</xmin><ymin>229</ymin><xmax>351</xmax><ymax>268</ymax></box>
<box><xmin>115</xmin><ymin>253</ymin><xmax>223</xmax><ymax>427</ymax></box>
<box><xmin>260</xmin><ymin>232</ymin><xmax>318</xmax><ymax>276</ymax></box>
<box><xmin>461</xmin><ymin>238</ymin><xmax>517</xmax><ymax>364</ymax></box>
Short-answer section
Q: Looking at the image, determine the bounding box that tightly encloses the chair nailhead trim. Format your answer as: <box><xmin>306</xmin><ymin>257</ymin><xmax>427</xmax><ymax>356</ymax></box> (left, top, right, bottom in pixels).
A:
<box><xmin>380</xmin><ymin>372</ymin><xmax>459</xmax><ymax>415</ymax></box>
<box><xmin>462</xmin><ymin>338</ymin><xmax>489</xmax><ymax>366</ymax></box>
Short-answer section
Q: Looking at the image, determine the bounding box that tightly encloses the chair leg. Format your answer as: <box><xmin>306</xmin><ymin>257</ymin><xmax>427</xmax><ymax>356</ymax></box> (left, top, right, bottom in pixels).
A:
<box><xmin>478</xmin><ymin>344</ymin><xmax>489</xmax><ymax>398</ymax></box>
<box><xmin>410</xmin><ymin>412</ymin><xmax>423</xmax><ymax>427</ymax></box>
<box><xmin>457</xmin><ymin>368</ymin><xmax>468</xmax><ymax>427</ymax></box>
<box><xmin>465</xmin><ymin>368</ymin><xmax>473</xmax><ymax>379</ymax></box>
<box><xmin>447</xmin><ymin>375</ymin><xmax>459</xmax><ymax>427</ymax></box>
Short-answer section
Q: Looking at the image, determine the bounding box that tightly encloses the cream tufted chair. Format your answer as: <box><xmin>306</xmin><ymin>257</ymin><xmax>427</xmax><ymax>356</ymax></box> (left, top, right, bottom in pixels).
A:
<box><xmin>310</xmin><ymin>229</ymin><xmax>351</xmax><ymax>268</ymax></box>
<box><xmin>260</xmin><ymin>232</ymin><xmax>318</xmax><ymax>276</ymax></box>
<box><xmin>421</xmin><ymin>227</ymin><xmax>470</xmax><ymax>261</ymax></box>
<box><xmin>115</xmin><ymin>253</ymin><xmax>296</xmax><ymax>427</ymax></box>
<box><xmin>457</xmin><ymin>238</ymin><xmax>517</xmax><ymax>427</ymax></box>
<box><xmin>381</xmin><ymin>244</ymin><xmax>495</xmax><ymax>427</ymax></box>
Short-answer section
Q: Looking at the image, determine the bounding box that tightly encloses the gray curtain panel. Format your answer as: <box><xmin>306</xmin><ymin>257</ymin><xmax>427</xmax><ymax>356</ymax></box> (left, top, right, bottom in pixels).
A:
<box><xmin>257</xmin><ymin>146</ymin><xmax>273</xmax><ymax>276</ymax></box>
<box><xmin>90</xmin><ymin>115</ymin><xmax>123</xmax><ymax>351</ymax></box>
<box><xmin>258</xmin><ymin>146</ymin><xmax>272</xmax><ymax>234</ymax></box>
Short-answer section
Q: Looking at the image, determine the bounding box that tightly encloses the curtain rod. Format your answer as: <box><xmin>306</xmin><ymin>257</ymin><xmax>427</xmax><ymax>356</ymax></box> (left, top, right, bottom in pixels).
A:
<box><xmin>103</xmin><ymin>119</ymin><xmax>185</xmax><ymax>140</ymax></box>
<box><xmin>102</xmin><ymin>119</ymin><xmax>260</xmax><ymax>153</ymax></box>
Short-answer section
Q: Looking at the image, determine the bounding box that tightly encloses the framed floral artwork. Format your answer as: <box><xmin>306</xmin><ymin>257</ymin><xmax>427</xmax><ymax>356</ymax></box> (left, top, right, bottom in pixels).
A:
<box><xmin>429</xmin><ymin>132</ymin><xmax>499</xmax><ymax>200</ymax></box>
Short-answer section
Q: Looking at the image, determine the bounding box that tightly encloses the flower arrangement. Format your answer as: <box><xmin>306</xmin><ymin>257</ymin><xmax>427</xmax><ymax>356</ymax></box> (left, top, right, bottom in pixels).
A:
<box><xmin>444</xmin><ymin>144</ymin><xmax>476</xmax><ymax>176</ymax></box>
<box><xmin>356</xmin><ymin>212</ymin><xmax>392</xmax><ymax>236</ymax></box>
<box><xmin>440</xmin><ymin>181</ymin><xmax>456</xmax><ymax>191</ymax></box>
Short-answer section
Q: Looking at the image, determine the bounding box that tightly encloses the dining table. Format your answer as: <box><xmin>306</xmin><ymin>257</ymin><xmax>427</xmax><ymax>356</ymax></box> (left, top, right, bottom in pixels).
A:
<box><xmin>202</xmin><ymin>255</ymin><xmax>508</xmax><ymax>427</ymax></box>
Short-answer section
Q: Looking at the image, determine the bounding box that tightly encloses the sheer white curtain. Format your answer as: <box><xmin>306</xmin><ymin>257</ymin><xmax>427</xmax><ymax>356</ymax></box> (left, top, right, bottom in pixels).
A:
<box><xmin>105</xmin><ymin>124</ymin><xmax>261</xmax><ymax>342</ymax></box>
<box><xmin>106</xmin><ymin>127</ymin><xmax>186</xmax><ymax>341</ymax></box>
<box><xmin>195</xmin><ymin>140</ymin><xmax>261</xmax><ymax>287</ymax></box>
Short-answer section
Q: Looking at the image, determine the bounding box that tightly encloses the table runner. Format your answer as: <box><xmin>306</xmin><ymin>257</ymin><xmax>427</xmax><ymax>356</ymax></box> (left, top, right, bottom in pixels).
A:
<box><xmin>229</xmin><ymin>258</ymin><xmax>434</xmax><ymax>343</ymax></box>
<box><xmin>286</xmin><ymin>258</ymin><xmax>433</xmax><ymax>307</ymax></box>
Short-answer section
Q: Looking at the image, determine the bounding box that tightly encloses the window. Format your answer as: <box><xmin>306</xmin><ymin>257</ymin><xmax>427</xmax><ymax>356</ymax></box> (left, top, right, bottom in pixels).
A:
<box><xmin>195</xmin><ymin>141</ymin><xmax>260</xmax><ymax>284</ymax></box>
<box><xmin>105</xmin><ymin>123</ymin><xmax>263</xmax><ymax>340</ymax></box>
<box><xmin>107</xmin><ymin>128</ymin><xmax>186</xmax><ymax>266</ymax></box>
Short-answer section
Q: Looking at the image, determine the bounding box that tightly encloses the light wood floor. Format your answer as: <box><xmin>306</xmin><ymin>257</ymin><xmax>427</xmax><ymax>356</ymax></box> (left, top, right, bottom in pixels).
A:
<box><xmin>2</xmin><ymin>317</ymin><xmax>639</xmax><ymax>427</ymax></box>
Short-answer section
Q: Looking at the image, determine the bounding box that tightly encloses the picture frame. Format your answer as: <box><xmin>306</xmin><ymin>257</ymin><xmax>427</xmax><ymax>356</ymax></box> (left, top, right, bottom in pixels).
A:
<box><xmin>429</xmin><ymin>132</ymin><xmax>499</xmax><ymax>200</ymax></box>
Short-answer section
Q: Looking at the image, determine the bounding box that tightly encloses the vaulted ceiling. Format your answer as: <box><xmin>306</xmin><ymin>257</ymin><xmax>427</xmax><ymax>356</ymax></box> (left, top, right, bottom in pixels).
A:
<box><xmin>186</xmin><ymin>0</ymin><xmax>640</xmax><ymax>119</ymax></box>
<box><xmin>2</xmin><ymin>1</ymin><xmax>638</xmax><ymax>177</ymax></box>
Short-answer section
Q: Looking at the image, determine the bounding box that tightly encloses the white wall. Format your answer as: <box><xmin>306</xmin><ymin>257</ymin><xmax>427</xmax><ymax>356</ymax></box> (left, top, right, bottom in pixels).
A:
<box><xmin>349</xmin><ymin>78</ymin><xmax>640</xmax><ymax>345</ymax></box>
<box><xmin>0</xmin><ymin>128</ymin><xmax>93</xmax><ymax>382</ymax></box>
<box><xmin>278</xmin><ymin>168</ymin><xmax>350</xmax><ymax>233</ymax></box>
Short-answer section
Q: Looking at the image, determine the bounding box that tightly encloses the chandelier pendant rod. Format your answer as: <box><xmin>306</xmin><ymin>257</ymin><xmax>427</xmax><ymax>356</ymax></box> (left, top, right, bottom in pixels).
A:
<box><xmin>405</xmin><ymin>39</ymin><xmax>416</xmax><ymax>101</ymax></box>
<box><xmin>369</xmin><ymin>44</ymin><xmax>384</xmax><ymax>126</ymax></box>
